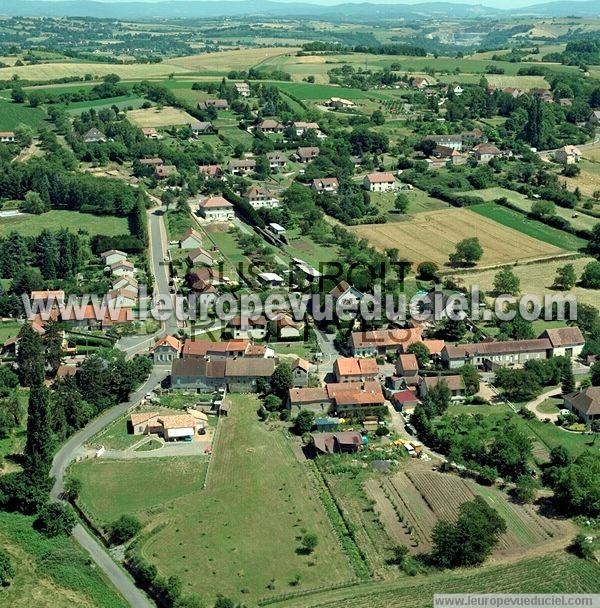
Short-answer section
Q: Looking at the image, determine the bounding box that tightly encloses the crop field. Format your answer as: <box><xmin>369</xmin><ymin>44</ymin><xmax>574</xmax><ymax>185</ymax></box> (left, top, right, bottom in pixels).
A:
<box><xmin>0</xmin><ymin>210</ymin><xmax>129</xmax><ymax>237</ymax></box>
<box><xmin>469</xmin><ymin>203</ymin><xmax>588</xmax><ymax>251</ymax></box>
<box><xmin>0</xmin><ymin>98</ymin><xmax>47</xmax><ymax>129</ymax></box>
<box><xmin>132</xmin><ymin>396</ymin><xmax>353</xmax><ymax>603</ymax></box>
<box><xmin>0</xmin><ymin>511</ymin><xmax>128</xmax><ymax>608</ymax></box>
<box><xmin>273</xmin><ymin>81</ymin><xmax>372</xmax><ymax>100</ymax></box>
<box><xmin>270</xmin><ymin>552</ymin><xmax>600</xmax><ymax>607</ymax></box>
<box><xmin>127</xmin><ymin>106</ymin><xmax>197</xmax><ymax>127</ymax></box>
<box><xmin>0</xmin><ymin>62</ymin><xmax>192</xmax><ymax>81</ymax></box>
<box><xmin>59</xmin><ymin>94</ymin><xmax>146</xmax><ymax>114</ymax></box>
<box><xmin>366</xmin><ymin>467</ymin><xmax>573</xmax><ymax>558</ymax></box>
<box><xmin>165</xmin><ymin>47</ymin><xmax>299</xmax><ymax>72</ymax></box>
<box><xmin>465</xmin><ymin>187</ymin><xmax>598</xmax><ymax>232</ymax></box>
<box><xmin>73</xmin><ymin>456</ymin><xmax>209</xmax><ymax>525</ymax></box>
<box><xmin>349</xmin><ymin>208</ymin><xmax>564</xmax><ymax>266</ymax></box>
<box><xmin>562</xmin><ymin>158</ymin><xmax>600</xmax><ymax>199</ymax></box>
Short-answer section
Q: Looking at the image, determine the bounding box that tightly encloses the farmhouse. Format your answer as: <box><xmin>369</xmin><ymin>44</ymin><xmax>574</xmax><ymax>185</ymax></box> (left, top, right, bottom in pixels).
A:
<box><xmin>418</xmin><ymin>375</ymin><xmax>466</xmax><ymax>401</ymax></box>
<box><xmin>179</xmin><ymin>228</ymin><xmax>203</xmax><ymax>250</ymax></box>
<box><xmin>106</xmin><ymin>288</ymin><xmax>137</xmax><ymax>307</ymax></box>
<box><xmin>190</xmin><ymin>121</ymin><xmax>217</xmax><ymax>136</ymax></box>
<box><xmin>423</xmin><ymin>134</ymin><xmax>462</xmax><ymax>151</ymax></box>
<box><xmin>83</xmin><ymin>127</ymin><xmax>106</xmax><ymax>143</ymax></box>
<box><xmin>187</xmin><ymin>247</ymin><xmax>215</xmax><ymax>266</ymax></box>
<box><xmin>554</xmin><ymin>145</ymin><xmax>582</xmax><ymax>165</ymax></box>
<box><xmin>330</xmin><ymin>280</ymin><xmax>363</xmax><ymax>308</ymax></box>
<box><xmin>350</xmin><ymin>327</ymin><xmax>423</xmax><ymax>357</ymax></box>
<box><xmin>257</xmin><ymin>272</ymin><xmax>285</xmax><ymax>287</ymax></box>
<box><xmin>288</xmin><ymin>387</ymin><xmax>331</xmax><ymax>415</ymax></box>
<box><xmin>327</xmin><ymin>382</ymin><xmax>386</xmax><ymax>415</ymax></box>
<box><xmin>139</xmin><ymin>157</ymin><xmax>164</xmax><ymax>167</ymax></box>
<box><xmin>293</xmin><ymin>121</ymin><xmax>322</xmax><ymax>136</ymax></box>
<box><xmin>411</xmin><ymin>76</ymin><xmax>433</xmax><ymax>89</ymax></box>
<box><xmin>311</xmin><ymin>431</ymin><xmax>363</xmax><ymax>455</ymax></box>
<box><xmin>587</xmin><ymin>110</ymin><xmax>600</xmax><ymax>127</ymax></box>
<box><xmin>245</xmin><ymin>186</ymin><xmax>280</xmax><ymax>209</ymax></box>
<box><xmin>198</xmin><ymin>99</ymin><xmax>229</xmax><ymax>110</ymax></box>
<box><xmin>296</xmin><ymin>146</ymin><xmax>320</xmax><ymax>163</ymax></box>
<box><xmin>0</xmin><ymin>131</ymin><xmax>15</xmax><ymax>143</ymax></box>
<box><xmin>364</xmin><ymin>171</ymin><xmax>396</xmax><ymax>192</ymax></box>
<box><xmin>311</xmin><ymin>177</ymin><xmax>339</xmax><ymax>194</ymax></box>
<box><xmin>188</xmin><ymin>266</ymin><xmax>226</xmax><ymax>291</ymax></box>
<box><xmin>326</xmin><ymin>97</ymin><xmax>356</xmax><ymax>109</ymax></box>
<box><xmin>230</xmin><ymin>316</ymin><xmax>269</xmax><ymax>340</ymax></box>
<box><xmin>258</xmin><ymin>119</ymin><xmax>283</xmax><ymax>133</ymax></box>
<box><xmin>155</xmin><ymin>164</ymin><xmax>177</xmax><ymax>179</ymax></box>
<box><xmin>473</xmin><ymin>143</ymin><xmax>502</xmax><ymax>163</ymax></box>
<box><xmin>142</xmin><ymin>127</ymin><xmax>159</xmax><ymax>139</ymax></box>
<box><xmin>431</xmin><ymin>146</ymin><xmax>465</xmax><ymax>164</ymax></box>
<box><xmin>442</xmin><ymin>339</ymin><xmax>551</xmax><ymax>370</ymax></box>
<box><xmin>266</xmin><ymin>152</ymin><xmax>287</xmax><ymax>171</ymax></box>
<box><xmin>182</xmin><ymin>338</ymin><xmax>249</xmax><ymax>359</ymax></box>
<box><xmin>273</xmin><ymin>313</ymin><xmax>305</xmax><ymax>340</ymax></box>
<box><xmin>153</xmin><ymin>335</ymin><xmax>182</xmax><ymax>364</ymax></box>
<box><xmin>563</xmin><ymin>387</ymin><xmax>600</xmax><ymax>425</ymax></box>
<box><xmin>333</xmin><ymin>357</ymin><xmax>379</xmax><ymax>383</ymax></box>
<box><xmin>228</xmin><ymin>158</ymin><xmax>256</xmax><ymax>175</ymax></box>
<box><xmin>198</xmin><ymin>196</ymin><xmax>235</xmax><ymax>221</ymax></box>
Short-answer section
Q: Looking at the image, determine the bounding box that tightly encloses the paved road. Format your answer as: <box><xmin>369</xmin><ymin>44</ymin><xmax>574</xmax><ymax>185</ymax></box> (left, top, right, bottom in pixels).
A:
<box><xmin>49</xmin><ymin>369</ymin><xmax>168</xmax><ymax>608</ymax></box>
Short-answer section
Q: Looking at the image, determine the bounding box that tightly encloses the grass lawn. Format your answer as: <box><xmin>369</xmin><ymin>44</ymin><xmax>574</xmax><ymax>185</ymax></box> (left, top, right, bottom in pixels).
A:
<box><xmin>88</xmin><ymin>415</ymin><xmax>140</xmax><ymax>451</ymax></box>
<box><xmin>73</xmin><ymin>456</ymin><xmax>208</xmax><ymax>525</ymax></box>
<box><xmin>0</xmin><ymin>389</ymin><xmax>28</xmax><ymax>463</ymax></box>
<box><xmin>0</xmin><ymin>511</ymin><xmax>128</xmax><ymax>608</ymax></box>
<box><xmin>537</xmin><ymin>398</ymin><xmax>561</xmax><ymax>415</ymax></box>
<box><xmin>0</xmin><ymin>99</ymin><xmax>47</xmax><ymax>129</ymax></box>
<box><xmin>137</xmin><ymin>395</ymin><xmax>353</xmax><ymax>603</ymax></box>
<box><xmin>159</xmin><ymin>392</ymin><xmax>213</xmax><ymax>409</ymax></box>
<box><xmin>371</xmin><ymin>189</ymin><xmax>448</xmax><ymax>218</ymax></box>
<box><xmin>469</xmin><ymin>202</ymin><xmax>587</xmax><ymax>251</ymax></box>
<box><xmin>0</xmin><ymin>210</ymin><xmax>129</xmax><ymax>237</ymax></box>
<box><xmin>166</xmin><ymin>208</ymin><xmax>196</xmax><ymax>240</ymax></box>
<box><xmin>219</xmin><ymin>125</ymin><xmax>253</xmax><ymax>147</ymax></box>
<box><xmin>0</xmin><ymin>320</ymin><xmax>22</xmax><ymax>343</ymax></box>
<box><xmin>269</xmin><ymin>340</ymin><xmax>316</xmax><ymax>361</ymax></box>
<box><xmin>272</xmin><ymin>81</ymin><xmax>371</xmax><ymax>100</ymax></box>
<box><xmin>283</xmin><ymin>228</ymin><xmax>339</xmax><ymax>268</ymax></box>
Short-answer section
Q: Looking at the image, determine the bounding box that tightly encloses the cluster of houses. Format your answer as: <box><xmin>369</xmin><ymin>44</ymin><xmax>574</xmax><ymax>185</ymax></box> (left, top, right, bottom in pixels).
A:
<box><xmin>421</xmin><ymin>129</ymin><xmax>507</xmax><ymax>167</ymax></box>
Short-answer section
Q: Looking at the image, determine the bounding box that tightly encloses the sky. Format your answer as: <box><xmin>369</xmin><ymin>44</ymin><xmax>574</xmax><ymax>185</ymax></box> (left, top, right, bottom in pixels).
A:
<box><xmin>38</xmin><ymin>0</ymin><xmax>583</xmax><ymax>5</ymax></box>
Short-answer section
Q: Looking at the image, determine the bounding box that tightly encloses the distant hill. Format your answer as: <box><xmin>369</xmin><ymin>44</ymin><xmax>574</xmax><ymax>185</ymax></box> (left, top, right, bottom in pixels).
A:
<box><xmin>0</xmin><ymin>0</ymin><xmax>597</xmax><ymax>20</ymax></box>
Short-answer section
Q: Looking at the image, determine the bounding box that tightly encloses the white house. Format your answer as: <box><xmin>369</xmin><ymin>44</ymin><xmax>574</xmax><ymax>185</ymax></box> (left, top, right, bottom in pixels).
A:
<box><xmin>268</xmin><ymin>222</ymin><xmax>286</xmax><ymax>238</ymax></box>
<box><xmin>187</xmin><ymin>247</ymin><xmax>215</xmax><ymax>267</ymax></box>
<box><xmin>198</xmin><ymin>196</ymin><xmax>235</xmax><ymax>222</ymax></box>
<box><xmin>257</xmin><ymin>272</ymin><xmax>285</xmax><ymax>287</ymax></box>
<box><xmin>245</xmin><ymin>186</ymin><xmax>280</xmax><ymax>209</ymax></box>
<box><xmin>110</xmin><ymin>259</ymin><xmax>135</xmax><ymax>277</ymax></box>
<box><xmin>0</xmin><ymin>131</ymin><xmax>16</xmax><ymax>143</ymax></box>
<box><xmin>363</xmin><ymin>172</ymin><xmax>396</xmax><ymax>192</ymax></box>
<box><xmin>554</xmin><ymin>145</ymin><xmax>582</xmax><ymax>165</ymax></box>
<box><xmin>180</xmin><ymin>228</ymin><xmax>203</xmax><ymax>250</ymax></box>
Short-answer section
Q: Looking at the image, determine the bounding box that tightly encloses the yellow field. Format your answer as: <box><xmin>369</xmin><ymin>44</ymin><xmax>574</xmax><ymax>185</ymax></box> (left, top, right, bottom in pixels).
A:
<box><xmin>127</xmin><ymin>106</ymin><xmax>197</xmax><ymax>127</ymax></box>
<box><xmin>581</xmin><ymin>145</ymin><xmax>600</xmax><ymax>163</ymax></box>
<box><xmin>0</xmin><ymin>62</ymin><xmax>192</xmax><ymax>81</ymax></box>
<box><xmin>350</xmin><ymin>208</ymin><xmax>564</xmax><ymax>267</ymax></box>
<box><xmin>165</xmin><ymin>47</ymin><xmax>299</xmax><ymax>72</ymax></box>
<box><xmin>448</xmin><ymin>256</ymin><xmax>599</xmax><ymax>309</ymax></box>
<box><xmin>562</xmin><ymin>158</ymin><xmax>600</xmax><ymax>198</ymax></box>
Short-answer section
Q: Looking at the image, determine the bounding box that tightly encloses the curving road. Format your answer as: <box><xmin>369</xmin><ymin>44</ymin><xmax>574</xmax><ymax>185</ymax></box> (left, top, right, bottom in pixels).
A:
<box><xmin>50</xmin><ymin>369</ymin><xmax>168</xmax><ymax>608</ymax></box>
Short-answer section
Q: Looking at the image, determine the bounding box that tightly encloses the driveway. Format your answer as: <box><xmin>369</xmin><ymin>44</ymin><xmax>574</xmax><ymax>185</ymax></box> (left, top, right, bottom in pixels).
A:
<box><xmin>525</xmin><ymin>387</ymin><xmax>562</xmax><ymax>422</ymax></box>
<box><xmin>100</xmin><ymin>440</ymin><xmax>211</xmax><ymax>459</ymax></box>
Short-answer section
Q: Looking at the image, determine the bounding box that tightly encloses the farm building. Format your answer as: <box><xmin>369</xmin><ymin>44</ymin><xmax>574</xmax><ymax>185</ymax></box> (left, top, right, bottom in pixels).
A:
<box><xmin>423</xmin><ymin>134</ymin><xmax>462</xmax><ymax>151</ymax></box>
<box><xmin>554</xmin><ymin>145</ymin><xmax>582</xmax><ymax>165</ymax></box>
<box><xmin>0</xmin><ymin>131</ymin><xmax>16</xmax><ymax>143</ymax></box>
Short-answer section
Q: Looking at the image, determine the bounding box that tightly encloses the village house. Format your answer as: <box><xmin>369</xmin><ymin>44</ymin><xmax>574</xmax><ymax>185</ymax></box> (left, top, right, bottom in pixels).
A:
<box><xmin>288</xmin><ymin>387</ymin><xmax>331</xmax><ymax>415</ymax></box>
<box><xmin>563</xmin><ymin>387</ymin><xmax>600</xmax><ymax>425</ymax></box>
<box><xmin>325</xmin><ymin>97</ymin><xmax>356</xmax><ymax>109</ymax></box>
<box><xmin>106</xmin><ymin>288</ymin><xmax>137</xmax><ymax>308</ymax></box>
<box><xmin>153</xmin><ymin>335</ymin><xmax>182</xmax><ymax>364</ymax></box>
<box><xmin>333</xmin><ymin>357</ymin><xmax>379</xmax><ymax>383</ymax></box>
<box><xmin>245</xmin><ymin>186</ymin><xmax>280</xmax><ymax>209</ymax></box>
<box><xmin>539</xmin><ymin>327</ymin><xmax>585</xmax><ymax>359</ymax></box>
<box><xmin>198</xmin><ymin>99</ymin><xmax>229</xmax><ymax>110</ymax></box>
<box><xmin>155</xmin><ymin>164</ymin><xmax>177</xmax><ymax>180</ymax></box>
<box><xmin>257</xmin><ymin>272</ymin><xmax>285</xmax><ymax>288</ymax></box>
<box><xmin>228</xmin><ymin>158</ymin><xmax>256</xmax><ymax>176</ymax></box>
<box><xmin>390</xmin><ymin>389</ymin><xmax>419</xmax><ymax>414</ymax></box>
<box><xmin>461</xmin><ymin>128</ymin><xmax>486</xmax><ymax>144</ymax></box>
<box><xmin>188</xmin><ymin>267</ymin><xmax>226</xmax><ymax>291</ymax></box>
<box><xmin>129</xmin><ymin>412</ymin><xmax>203</xmax><ymax>442</ymax></box>
<box><xmin>330</xmin><ymin>281</ymin><xmax>364</xmax><ymax>309</ymax></box>
<box><xmin>267</xmin><ymin>222</ymin><xmax>286</xmax><ymax>239</ymax></box>
<box><xmin>363</xmin><ymin>171</ymin><xmax>397</xmax><ymax>192</ymax></box>
<box><xmin>296</xmin><ymin>146</ymin><xmax>320</xmax><ymax>163</ymax></box>
<box><xmin>198</xmin><ymin>164</ymin><xmax>223</xmax><ymax>178</ymax></box>
<box><xmin>112</xmin><ymin>276</ymin><xmax>138</xmax><ymax>293</ymax></box>
<box><xmin>311</xmin><ymin>177</ymin><xmax>339</xmax><ymax>194</ymax></box>
<box><xmin>418</xmin><ymin>375</ymin><xmax>466</xmax><ymax>401</ymax></box>
<box><xmin>266</xmin><ymin>152</ymin><xmax>287</xmax><ymax>171</ymax></box>
<box><xmin>179</xmin><ymin>228</ymin><xmax>203</xmax><ymax>250</ymax></box>
<box><xmin>234</xmin><ymin>82</ymin><xmax>250</xmax><ymax>97</ymax></box>
<box><xmin>182</xmin><ymin>338</ymin><xmax>249</xmax><ymax>359</ymax></box>
<box><xmin>0</xmin><ymin>131</ymin><xmax>16</xmax><ymax>143</ymax></box>
<box><xmin>230</xmin><ymin>316</ymin><xmax>269</xmax><ymax>340</ymax></box>
<box><xmin>554</xmin><ymin>145</ymin><xmax>582</xmax><ymax>165</ymax></box>
<box><xmin>431</xmin><ymin>146</ymin><xmax>465</xmax><ymax>165</ymax></box>
<box><xmin>310</xmin><ymin>431</ymin><xmax>363</xmax><ymax>455</ymax></box>
<box><xmin>396</xmin><ymin>353</ymin><xmax>419</xmax><ymax>379</ymax></box>
<box><xmin>501</xmin><ymin>87</ymin><xmax>525</xmax><ymax>98</ymax></box>
<box><xmin>198</xmin><ymin>196</ymin><xmax>235</xmax><ymax>222</ymax></box>
<box><xmin>258</xmin><ymin>119</ymin><xmax>283</xmax><ymax>134</ymax></box>
<box><xmin>187</xmin><ymin>247</ymin><xmax>215</xmax><ymax>267</ymax></box>
<box><xmin>327</xmin><ymin>381</ymin><xmax>386</xmax><ymax>416</ymax></box>
<box><xmin>292</xmin><ymin>357</ymin><xmax>310</xmax><ymax>387</ymax></box>
<box><xmin>83</xmin><ymin>127</ymin><xmax>106</xmax><ymax>143</ymax></box>
<box><xmin>142</xmin><ymin>127</ymin><xmax>159</xmax><ymax>139</ymax></box>
<box><xmin>292</xmin><ymin>121</ymin><xmax>324</xmax><ymax>138</ymax></box>
<box><xmin>350</xmin><ymin>327</ymin><xmax>423</xmax><ymax>357</ymax></box>
<box><xmin>586</xmin><ymin>110</ymin><xmax>600</xmax><ymax>128</ymax></box>
<box><xmin>190</xmin><ymin>122</ymin><xmax>217</xmax><ymax>136</ymax></box>
<box><xmin>110</xmin><ymin>259</ymin><xmax>135</xmax><ymax>277</ymax></box>
<box><xmin>473</xmin><ymin>143</ymin><xmax>502</xmax><ymax>163</ymax></box>
<box><xmin>293</xmin><ymin>258</ymin><xmax>322</xmax><ymax>281</ymax></box>
<box><xmin>273</xmin><ymin>313</ymin><xmax>305</xmax><ymax>340</ymax></box>
<box><xmin>100</xmin><ymin>249</ymin><xmax>128</xmax><ymax>266</ymax></box>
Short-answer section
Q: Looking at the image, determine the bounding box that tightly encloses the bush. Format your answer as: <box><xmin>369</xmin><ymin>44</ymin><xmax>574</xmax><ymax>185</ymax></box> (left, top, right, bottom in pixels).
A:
<box><xmin>0</xmin><ymin>547</ymin><xmax>14</xmax><ymax>586</ymax></box>
<box><xmin>34</xmin><ymin>503</ymin><xmax>77</xmax><ymax>537</ymax></box>
<box><xmin>108</xmin><ymin>514</ymin><xmax>142</xmax><ymax>545</ymax></box>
